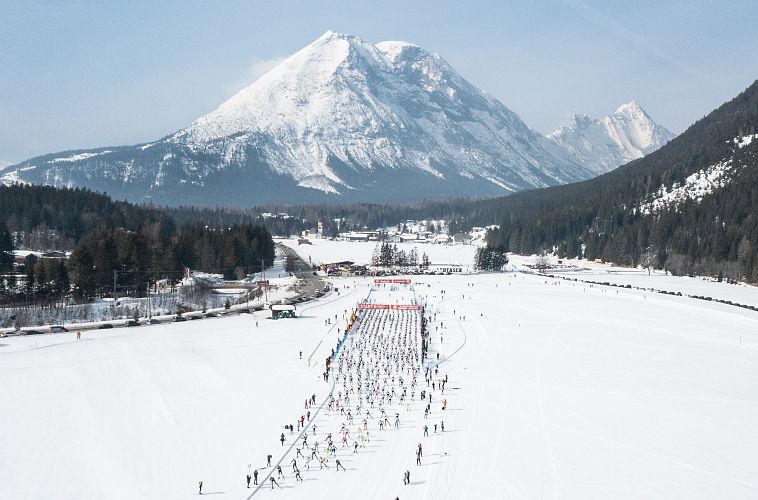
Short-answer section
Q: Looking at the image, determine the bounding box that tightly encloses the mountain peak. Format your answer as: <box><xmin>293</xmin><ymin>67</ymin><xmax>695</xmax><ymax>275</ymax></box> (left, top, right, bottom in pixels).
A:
<box><xmin>316</xmin><ymin>30</ymin><xmax>358</xmax><ymax>42</ymax></box>
<box><xmin>549</xmin><ymin>101</ymin><xmax>675</xmax><ymax>174</ymax></box>
<box><xmin>613</xmin><ymin>100</ymin><xmax>651</xmax><ymax>119</ymax></box>
<box><xmin>616</xmin><ymin>100</ymin><xmax>641</xmax><ymax>111</ymax></box>
<box><xmin>375</xmin><ymin>40</ymin><xmax>422</xmax><ymax>56</ymax></box>
<box><xmin>5</xmin><ymin>32</ymin><xmax>598</xmax><ymax>206</ymax></box>
<box><xmin>570</xmin><ymin>113</ymin><xmax>593</xmax><ymax>129</ymax></box>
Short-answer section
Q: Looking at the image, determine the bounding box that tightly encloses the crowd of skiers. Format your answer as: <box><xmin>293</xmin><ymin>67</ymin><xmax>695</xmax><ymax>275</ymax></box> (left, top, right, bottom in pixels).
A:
<box><xmin>198</xmin><ymin>285</ymin><xmax>452</xmax><ymax>497</ymax></box>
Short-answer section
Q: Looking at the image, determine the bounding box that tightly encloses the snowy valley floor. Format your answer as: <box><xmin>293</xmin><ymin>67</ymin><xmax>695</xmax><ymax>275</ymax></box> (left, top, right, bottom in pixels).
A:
<box><xmin>2</xmin><ymin>263</ymin><xmax>758</xmax><ymax>499</ymax></box>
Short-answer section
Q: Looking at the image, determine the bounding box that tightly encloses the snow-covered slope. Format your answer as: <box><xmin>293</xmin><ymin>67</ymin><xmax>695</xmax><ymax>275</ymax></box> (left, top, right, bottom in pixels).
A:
<box><xmin>1</xmin><ymin>31</ymin><xmax>593</xmax><ymax>206</ymax></box>
<box><xmin>549</xmin><ymin>101</ymin><xmax>675</xmax><ymax>174</ymax></box>
<box><xmin>637</xmin><ymin>133</ymin><xmax>757</xmax><ymax>215</ymax></box>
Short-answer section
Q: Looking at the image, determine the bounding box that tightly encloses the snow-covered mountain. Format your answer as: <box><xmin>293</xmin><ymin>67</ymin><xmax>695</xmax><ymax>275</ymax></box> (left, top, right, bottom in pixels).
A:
<box><xmin>548</xmin><ymin>101</ymin><xmax>675</xmax><ymax>174</ymax></box>
<box><xmin>1</xmin><ymin>32</ymin><xmax>664</xmax><ymax>206</ymax></box>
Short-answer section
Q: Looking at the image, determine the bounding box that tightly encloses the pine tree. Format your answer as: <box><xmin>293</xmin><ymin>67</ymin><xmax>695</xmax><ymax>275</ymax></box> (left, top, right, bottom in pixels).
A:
<box><xmin>371</xmin><ymin>242</ymin><xmax>382</xmax><ymax>266</ymax></box>
<box><xmin>0</xmin><ymin>221</ymin><xmax>13</xmax><ymax>274</ymax></box>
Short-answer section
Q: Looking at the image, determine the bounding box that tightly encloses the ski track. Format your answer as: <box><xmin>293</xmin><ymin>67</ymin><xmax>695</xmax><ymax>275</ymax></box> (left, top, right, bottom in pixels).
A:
<box><xmin>246</xmin><ymin>283</ymin><xmax>455</xmax><ymax>499</ymax></box>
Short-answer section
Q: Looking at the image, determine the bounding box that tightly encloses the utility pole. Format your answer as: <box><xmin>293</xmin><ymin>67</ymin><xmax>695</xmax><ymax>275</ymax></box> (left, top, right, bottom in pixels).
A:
<box><xmin>261</xmin><ymin>259</ymin><xmax>268</xmax><ymax>303</ymax></box>
<box><xmin>147</xmin><ymin>282</ymin><xmax>151</xmax><ymax>320</ymax></box>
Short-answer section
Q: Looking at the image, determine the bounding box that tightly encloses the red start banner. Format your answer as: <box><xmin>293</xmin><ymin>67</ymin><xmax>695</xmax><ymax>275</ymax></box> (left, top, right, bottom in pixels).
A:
<box><xmin>373</xmin><ymin>279</ymin><xmax>412</xmax><ymax>284</ymax></box>
<box><xmin>359</xmin><ymin>303</ymin><xmax>421</xmax><ymax>310</ymax></box>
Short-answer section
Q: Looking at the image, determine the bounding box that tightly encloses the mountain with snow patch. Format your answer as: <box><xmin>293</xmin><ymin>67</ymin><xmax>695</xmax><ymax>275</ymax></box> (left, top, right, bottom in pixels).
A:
<box><xmin>548</xmin><ymin>101</ymin><xmax>675</xmax><ymax>174</ymax></box>
<box><xmin>1</xmin><ymin>32</ymin><xmax>665</xmax><ymax>206</ymax></box>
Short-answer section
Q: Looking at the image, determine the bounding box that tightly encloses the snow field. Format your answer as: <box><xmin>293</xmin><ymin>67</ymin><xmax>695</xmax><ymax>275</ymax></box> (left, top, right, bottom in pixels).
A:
<box><xmin>0</xmin><ymin>284</ymin><xmax>366</xmax><ymax>499</ymax></box>
<box><xmin>281</xmin><ymin>238</ymin><xmax>758</xmax><ymax>306</ymax></box>
<box><xmin>423</xmin><ymin>273</ymin><xmax>758</xmax><ymax>499</ymax></box>
<box><xmin>2</xmin><ymin>267</ymin><xmax>757</xmax><ymax>499</ymax></box>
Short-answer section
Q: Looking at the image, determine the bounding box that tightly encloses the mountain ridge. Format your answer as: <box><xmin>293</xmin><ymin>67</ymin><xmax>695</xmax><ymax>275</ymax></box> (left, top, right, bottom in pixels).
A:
<box><xmin>548</xmin><ymin>101</ymin><xmax>675</xmax><ymax>174</ymax></box>
<box><xmin>1</xmin><ymin>31</ymin><xmax>672</xmax><ymax>206</ymax></box>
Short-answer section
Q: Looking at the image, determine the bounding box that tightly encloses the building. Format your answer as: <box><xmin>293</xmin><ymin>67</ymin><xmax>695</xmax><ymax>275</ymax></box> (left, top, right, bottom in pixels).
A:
<box><xmin>452</xmin><ymin>233</ymin><xmax>472</xmax><ymax>245</ymax></box>
<box><xmin>338</xmin><ymin>231</ymin><xmax>379</xmax><ymax>241</ymax></box>
<box><xmin>270</xmin><ymin>304</ymin><xmax>297</xmax><ymax>319</ymax></box>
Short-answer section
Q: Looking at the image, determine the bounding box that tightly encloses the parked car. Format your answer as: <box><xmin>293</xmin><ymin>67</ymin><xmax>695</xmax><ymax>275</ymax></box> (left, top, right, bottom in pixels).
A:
<box><xmin>98</xmin><ymin>323</ymin><xmax>114</xmax><ymax>329</ymax></box>
<box><xmin>147</xmin><ymin>318</ymin><xmax>161</xmax><ymax>325</ymax></box>
<box><xmin>24</xmin><ymin>329</ymin><xmax>45</xmax><ymax>335</ymax></box>
<box><xmin>188</xmin><ymin>315</ymin><xmax>202</xmax><ymax>320</ymax></box>
<box><xmin>126</xmin><ymin>319</ymin><xmax>140</xmax><ymax>327</ymax></box>
<box><xmin>205</xmin><ymin>312</ymin><xmax>218</xmax><ymax>318</ymax></box>
<box><xmin>48</xmin><ymin>325</ymin><xmax>69</xmax><ymax>333</ymax></box>
<box><xmin>173</xmin><ymin>315</ymin><xmax>187</xmax><ymax>322</ymax></box>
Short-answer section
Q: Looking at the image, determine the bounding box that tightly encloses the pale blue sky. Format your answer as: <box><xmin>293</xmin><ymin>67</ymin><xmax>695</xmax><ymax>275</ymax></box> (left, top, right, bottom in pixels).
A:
<box><xmin>1</xmin><ymin>0</ymin><xmax>756</xmax><ymax>162</ymax></box>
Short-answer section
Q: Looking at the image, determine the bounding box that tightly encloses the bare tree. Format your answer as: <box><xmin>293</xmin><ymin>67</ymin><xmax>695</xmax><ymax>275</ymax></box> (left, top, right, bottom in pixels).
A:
<box><xmin>535</xmin><ymin>253</ymin><xmax>551</xmax><ymax>271</ymax></box>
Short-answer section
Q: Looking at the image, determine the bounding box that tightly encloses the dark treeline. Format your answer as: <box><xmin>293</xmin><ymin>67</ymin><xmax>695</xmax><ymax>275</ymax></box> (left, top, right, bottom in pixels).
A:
<box><xmin>162</xmin><ymin>199</ymin><xmax>477</xmax><ymax>237</ymax></box>
<box><xmin>0</xmin><ymin>183</ymin><xmax>478</xmax><ymax>247</ymax></box>
<box><xmin>0</xmin><ymin>186</ymin><xmax>275</xmax><ymax>302</ymax></box>
<box><xmin>0</xmin><ymin>184</ymin><xmax>172</xmax><ymax>249</ymax></box>
<box><xmin>67</xmin><ymin>223</ymin><xmax>274</xmax><ymax>298</ymax></box>
<box><xmin>484</xmin><ymin>80</ymin><xmax>758</xmax><ymax>282</ymax></box>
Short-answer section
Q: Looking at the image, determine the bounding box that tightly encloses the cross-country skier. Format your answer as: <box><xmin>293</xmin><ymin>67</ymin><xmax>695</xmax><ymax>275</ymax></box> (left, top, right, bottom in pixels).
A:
<box><xmin>246</xmin><ymin>474</ymin><xmax>251</xmax><ymax>488</ymax></box>
<box><xmin>267</xmin><ymin>454</ymin><xmax>272</xmax><ymax>467</ymax></box>
<box><xmin>335</xmin><ymin>459</ymin><xmax>346</xmax><ymax>471</ymax></box>
<box><xmin>198</xmin><ymin>481</ymin><xmax>203</xmax><ymax>494</ymax></box>
<box><xmin>253</xmin><ymin>469</ymin><xmax>258</xmax><ymax>485</ymax></box>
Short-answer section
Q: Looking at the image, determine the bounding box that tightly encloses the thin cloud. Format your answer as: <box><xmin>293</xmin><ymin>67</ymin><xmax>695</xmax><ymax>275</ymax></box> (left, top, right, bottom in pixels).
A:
<box><xmin>225</xmin><ymin>56</ymin><xmax>287</xmax><ymax>94</ymax></box>
<box><xmin>560</xmin><ymin>0</ymin><xmax>710</xmax><ymax>81</ymax></box>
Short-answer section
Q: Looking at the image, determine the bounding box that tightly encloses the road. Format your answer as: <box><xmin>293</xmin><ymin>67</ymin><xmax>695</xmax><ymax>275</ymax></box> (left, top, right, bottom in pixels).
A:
<box><xmin>276</xmin><ymin>243</ymin><xmax>328</xmax><ymax>301</ymax></box>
